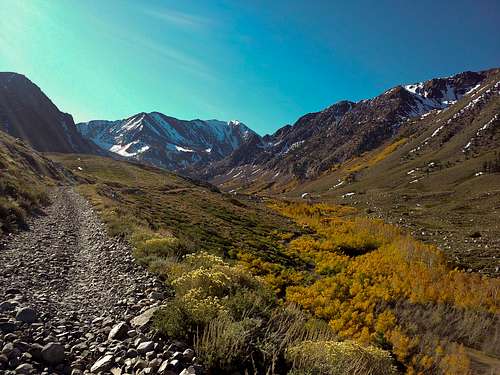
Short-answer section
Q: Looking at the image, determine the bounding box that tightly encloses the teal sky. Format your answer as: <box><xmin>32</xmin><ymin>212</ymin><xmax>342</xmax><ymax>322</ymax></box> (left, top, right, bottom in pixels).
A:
<box><xmin>1</xmin><ymin>0</ymin><xmax>499</xmax><ymax>135</ymax></box>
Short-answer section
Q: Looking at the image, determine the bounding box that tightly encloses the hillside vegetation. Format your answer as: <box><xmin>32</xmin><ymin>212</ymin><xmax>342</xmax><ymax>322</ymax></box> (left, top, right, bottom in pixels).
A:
<box><xmin>0</xmin><ymin>131</ymin><xmax>69</xmax><ymax>235</ymax></box>
<box><xmin>52</xmin><ymin>154</ymin><xmax>398</xmax><ymax>374</ymax></box>
<box><xmin>52</xmin><ymin>153</ymin><xmax>499</xmax><ymax>374</ymax></box>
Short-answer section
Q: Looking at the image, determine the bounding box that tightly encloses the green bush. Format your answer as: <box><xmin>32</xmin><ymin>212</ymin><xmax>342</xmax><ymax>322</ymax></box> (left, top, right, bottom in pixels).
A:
<box><xmin>154</xmin><ymin>299</ymin><xmax>192</xmax><ymax>339</ymax></box>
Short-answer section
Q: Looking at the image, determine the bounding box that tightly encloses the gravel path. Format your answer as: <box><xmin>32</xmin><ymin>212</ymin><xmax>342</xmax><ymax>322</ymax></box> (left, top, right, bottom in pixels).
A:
<box><xmin>0</xmin><ymin>187</ymin><xmax>199</xmax><ymax>375</ymax></box>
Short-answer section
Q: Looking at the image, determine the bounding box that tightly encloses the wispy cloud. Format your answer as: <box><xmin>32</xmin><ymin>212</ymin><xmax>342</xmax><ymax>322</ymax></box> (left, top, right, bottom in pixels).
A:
<box><xmin>131</xmin><ymin>34</ymin><xmax>214</xmax><ymax>81</ymax></box>
<box><xmin>83</xmin><ymin>7</ymin><xmax>215</xmax><ymax>81</ymax></box>
<box><xmin>143</xmin><ymin>7</ymin><xmax>213</xmax><ymax>29</ymax></box>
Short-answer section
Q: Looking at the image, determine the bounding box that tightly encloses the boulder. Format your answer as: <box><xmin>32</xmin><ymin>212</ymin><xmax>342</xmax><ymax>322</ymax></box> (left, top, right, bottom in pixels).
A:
<box><xmin>41</xmin><ymin>342</ymin><xmax>65</xmax><ymax>365</ymax></box>
<box><xmin>0</xmin><ymin>301</ymin><xmax>14</xmax><ymax>312</ymax></box>
<box><xmin>183</xmin><ymin>348</ymin><xmax>195</xmax><ymax>361</ymax></box>
<box><xmin>14</xmin><ymin>363</ymin><xmax>34</xmax><ymax>374</ymax></box>
<box><xmin>131</xmin><ymin>306</ymin><xmax>160</xmax><ymax>329</ymax></box>
<box><xmin>0</xmin><ymin>322</ymin><xmax>16</xmax><ymax>333</ymax></box>
<box><xmin>180</xmin><ymin>366</ymin><xmax>197</xmax><ymax>375</ymax></box>
<box><xmin>15</xmin><ymin>307</ymin><xmax>37</xmax><ymax>324</ymax></box>
<box><xmin>90</xmin><ymin>354</ymin><xmax>114</xmax><ymax>373</ymax></box>
<box><xmin>108</xmin><ymin>322</ymin><xmax>130</xmax><ymax>341</ymax></box>
<box><xmin>137</xmin><ymin>341</ymin><xmax>154</xmax><ymax>355</ymax></box>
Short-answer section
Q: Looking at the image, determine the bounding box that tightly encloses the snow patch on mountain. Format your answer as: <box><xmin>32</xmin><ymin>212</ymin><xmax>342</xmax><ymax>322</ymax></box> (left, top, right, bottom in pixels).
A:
<box><xmin>76</xmin><ymin>112</ymin><xmax>258</xmax><ymax>171</ymax></box>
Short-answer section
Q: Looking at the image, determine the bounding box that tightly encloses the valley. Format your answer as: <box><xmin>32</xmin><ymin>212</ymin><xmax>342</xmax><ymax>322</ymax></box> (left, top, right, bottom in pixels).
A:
<box><xmin>0</xmin><ymin>66</ymin><xmax>498</xmax><ymax>375</ymax></box>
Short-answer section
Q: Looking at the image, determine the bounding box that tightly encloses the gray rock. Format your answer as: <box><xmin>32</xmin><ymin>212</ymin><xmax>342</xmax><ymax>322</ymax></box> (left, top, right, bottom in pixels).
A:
<box><xmin>183</xmin><ymin>348</ymin><xmax>195</xmax><ymax>361</ymax></box>
<box><xmin>137</xmin><ymin>341</ymin><xmax>154</xmax><ymax>355</ymax></box>
<box><xmin>133</xmin><ymin>358</ymin><xmax>148</xmax><ymax>370</ymax></box>
<box><xmin>108</xmin><ymin>322</ymin><xmax>130</xmax><ymax>341</ymax></box>
<box><xmin>157</xmin><ymin>360</ymin><xmax>173</xmax><ymax>374</ymax></box>
<box><xmin>126</xmin><ymin>348</ymin><xmax>138</xmax><ymax>358</ymax></box>
<box><xmin>0</xmin><ymin>321</ymin><xmax>16</xmax><ymax>333</ymax></box>
<box><xmin>15</xmin><ymin>307</ymin><xmax>37</xmax><ymax>324</ymax></box>
<box><xmin>41</xmin><ymin>342</ymin><xmax>65</xmax><ymax>365</ymax></box>
<box><xmin>14</xmin><ymin>363</ymin><xmax>34</xmax><ymax>374</ymax></box>
<box><xmin>0</xmin><ymin>301</ymin><xmax>14</xmax><ymax>312</ymax></box>
<box><xmin>180</xmin><ymin>366</ymin><xmax>197</xmax><ymax>375</ymax></box>
<box><xmin>131</xmin><ymin>306</ymin><xmax>160</xmax><ymax>329</ymax></box>
<box><xmin>2</xmin><ymin>342</ymin><xmax>14</xmax><ymax>356</ymax></box>
<box><xmin>91</xmin><ymin>354</ymin><xmax>114</xmax><ymax>373</ymax></box>
<box><xmin>149</xmin><ymin>358</ymin><xmax>162</xmax><ymax>370</ymax></box>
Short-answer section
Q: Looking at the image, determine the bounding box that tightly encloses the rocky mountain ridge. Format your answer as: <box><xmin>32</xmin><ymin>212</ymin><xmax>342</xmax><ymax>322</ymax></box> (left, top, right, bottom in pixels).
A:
<box><xmin>0</xmin><ymin>73</ymin><xmax>102</xmax><ymax>155</ymax></box>
<box><xmin>77</xmin><ymin>113</ymin><xmax>255</xmax><ymax>171</ymax></box>
<box><xmin>207</xmin><ymin>68</ymin><xmax>499</xmax><ymax>190</ymax></box>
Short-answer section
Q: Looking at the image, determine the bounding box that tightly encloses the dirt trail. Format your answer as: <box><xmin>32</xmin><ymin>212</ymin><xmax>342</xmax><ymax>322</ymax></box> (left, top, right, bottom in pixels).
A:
<box><xmin>0</xmin><ymin>187</ymin><xmax>198</xmax><ymax>374</ymax></box>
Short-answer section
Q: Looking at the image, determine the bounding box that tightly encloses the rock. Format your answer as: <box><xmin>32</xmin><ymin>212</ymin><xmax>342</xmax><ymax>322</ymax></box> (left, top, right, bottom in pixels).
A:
<box><xmin>90</xmin><ymin>354</ymin><xmax>114</xmax><ymax>373</ymax></box>
<box><xmin>0</xmin><ymin>321</ymin><xmax>16</xmax><ymax>333</ymax></box>
<box><xmin>133</xmin><ymin>358</ymin><xmax>148</xmax><ymax>370</ymax></box>
<box><xmin>149</xmin><ymin>358</ymin><xmax>162</xmax><ymax>370</ymax></box>
<box><xmin>169</xmin><ymin>359</ymin><xmax>181</xmax><ymax>370</ymax></box>
<box><xmin>28</xmin><ymin>343</ymin><xmax>43</xmax><ymax>362</ymax></box>
<box><xmin>108</xmin><ymin>322</ymin><xmax>130</xmax><ymax>341</ymax></box>
<box><xmin>180</xmin><ymin>366</ymin><xmax>197</xmax><ymax>375</ymax></box>
<box><xmin>126</xmin><ymin>348</ymin><xmax>138</xmax><ymax>358</ymax></box>
<box><xmin>14</xmin><ymin>363</ymin><xmax>34</xmax><ymax>374</ymax></box>
<box><xmin>149</xmin><ymin>291</ymin><xmax>164</xmax><ymax>300</ymax></box>
<box><xmin>183</xmin><ymin>348</ymin><xmax>195</xmax><ymax>361</ymax></box>
<box><xmin>131</xmin><ymin>306</ymin><xmax>160</xmax><ymax>329</ymax></box>
<box><xmin>2</xmin><ymin>342</ymin><xmax>14</xmax><ymax>356</ymax></box>
<box><xmin>0</xmin><ymin>301</ymin><xmax>14</xmax><ymax>312</ymax></box>
<box><xmin>137</xmin><ymin>341</ymin><xmax>154</xmax><ymax>355</ymax></box>
<box><xmin>15</xmin><ymin>307</ymin><xmax>37</xmax><ymax>324</ymax></box>
<box><xmin>41</xmin><ymin>342</ymin><xmax>65</xmax><ymax>365</ymax></box>
<box><xmin>157</xmin><ymin>360</ymin><xmax>177</xmax><ymax>374</ymax></box>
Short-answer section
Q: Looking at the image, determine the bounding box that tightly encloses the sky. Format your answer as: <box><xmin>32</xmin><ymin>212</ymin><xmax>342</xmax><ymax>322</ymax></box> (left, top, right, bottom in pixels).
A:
<box><xmin>0</xmin><ymin>0</ymin><xmax>499</xmax><ymax>135</ymax></box>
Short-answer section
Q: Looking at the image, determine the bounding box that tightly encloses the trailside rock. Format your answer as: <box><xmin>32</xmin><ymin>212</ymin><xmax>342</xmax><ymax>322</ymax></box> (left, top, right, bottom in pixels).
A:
<box><xmin>108</xmin><ymin>322</ymin><xmax>130</xmax><ymax>341</ymax></box>
<box><xmin>15</xmin><ymin>307</ymin><xmax>37</xmax><ymax>324</ymax></box>
<box><xmin>0</xmin><ymin>301</ymin><xmax>14</xmax><ymax>312</ymax></box>
<box><xmin>14</xmin><ymin>363</ymin><xmax>34</xmax><ymax>374</ymax></box>
<box><xmin>41</xmin><ymin>342</ymin><xmax>65</xmax><ymax>365</ymax></box>
<box><xmin>137</xmin><ymin>341</ymin><xmax>155</xmax><ymax>355</ymax></box>
<box><xmin>90</xmin><ymin>354</ymin><xmax>114</xmax><ymax>373</ymax></box>
<box><xmin>131</xmin><ymin>306</ymin><xmax>161</xmax><ymax>330</ymax></box>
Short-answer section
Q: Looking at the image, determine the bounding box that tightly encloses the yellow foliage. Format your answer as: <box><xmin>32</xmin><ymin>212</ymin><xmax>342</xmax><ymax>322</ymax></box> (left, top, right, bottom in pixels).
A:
<box><xmin>237</xmin><ymin>201</ymin><xmax>500</xmax><ymax>374</ymax></box>
<box><xmin>346</xmin><ymin>138</ymin><xmax>407</xmax><ymax>173</ymax></box>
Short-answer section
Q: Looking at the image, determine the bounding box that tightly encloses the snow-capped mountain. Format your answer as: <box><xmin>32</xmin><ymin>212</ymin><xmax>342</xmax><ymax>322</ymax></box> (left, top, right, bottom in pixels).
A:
<box><xmin>202</xmin><ymin>69</ymin><xmax>499</xmax><ymax>187</ymax></box>
<box><xmin>77</xmin><ymin>112</ymin><xmax>256</xmax><ymax>170</ymax></box>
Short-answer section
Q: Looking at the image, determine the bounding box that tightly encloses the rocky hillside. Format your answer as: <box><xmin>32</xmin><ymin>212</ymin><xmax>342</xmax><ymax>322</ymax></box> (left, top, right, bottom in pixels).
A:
<box><xmin>77</xmin><ymin>114</ymin><xmax>255</xmax><ymax>171</ymax></box>
<box><xmin>208</xmin><ymin>68</ymin><xmax>499</xmax><ymax>189</ymax></box>
<box><xmin>0</xmin><ymin>129</ymin><xmax>72</xmax><ymax>235</ymax></box>
<box><xmin>279</xmin><ymin>70</ymin><xmax>500</xmax><ymax>275</ymax></box>
<box><xmin>0</xmin><ymin>73</ymin><xmax>101</xmax><ymax>154</ymax></box>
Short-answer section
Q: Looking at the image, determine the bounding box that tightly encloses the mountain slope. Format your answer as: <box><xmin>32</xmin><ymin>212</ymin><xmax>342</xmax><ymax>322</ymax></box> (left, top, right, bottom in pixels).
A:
<box><xmin>77</xmin><ymin>113</ymin><xmax>256</xmax><ymax>170</ymax></box>
<box><xmin>0</xmin><ymin>72</ymin><xmax>101</xmax><ymax>154</ymax></box>
<box><xmin>0</xmin><ymin>129</ymin><xmax>72</xmax><ymax>235</ymax></box>
<box><xmin>278</xmin><ymin>70</ymin><xmax>500</xmax><ymax>275</ymax></box>
<box><xmin>209</xmin><ymin>69</ymin><xmax>498</xmax><ymax>189</ymax></box>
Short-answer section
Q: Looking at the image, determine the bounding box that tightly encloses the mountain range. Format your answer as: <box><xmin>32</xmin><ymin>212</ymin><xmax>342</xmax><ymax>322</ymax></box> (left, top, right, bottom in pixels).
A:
<box><xmin>1</xmin><ymin>68</ymin><xmax>498</xmax><ymax>194</ymax></box>
<box><xmin>205</xmin><ymin>69</ymin><xmax>499</xmax><ymax>191</ymax></box>
<box><xmin>1</xmin><ymin>67</ymin><xmax>499</xmax><ymax>375</ymax></box>
<box><xmin>76</xmin><ymin>115</ymin><xmax>255</xmax><ymax>170</ymax></box>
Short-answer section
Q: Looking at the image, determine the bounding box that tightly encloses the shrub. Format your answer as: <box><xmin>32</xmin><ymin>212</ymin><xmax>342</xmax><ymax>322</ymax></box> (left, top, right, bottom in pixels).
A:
<box><xmin>194</xmin><ymin>315</ymin><xmax>258</xmax><ymax>372</ymax></box>
<box><xmin>154</xmin><ymin>299</ymin><xmax>192</xmax><ymax>339</ymax></box>
<box><xmin>286</xmin><ymin>340</ymin><xmax>397</xmax><ymax>375</ymax></box>
<box><xmin>0</xmin><ymin>197</ymin><xmax>27</xmax><ymax>233</ymax></box>
<box><xmin>135</xmin><ymin>236</ymin><xmax>190</xmax><ymax>260</ymax></box>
